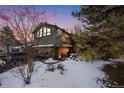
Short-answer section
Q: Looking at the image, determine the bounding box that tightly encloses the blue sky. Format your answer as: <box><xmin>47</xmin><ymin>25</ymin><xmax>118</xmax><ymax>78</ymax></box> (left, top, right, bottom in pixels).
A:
<box><xmin>36</xmin><ymin>5</ymin><xmax>81</xmax><ymax>29</ymax></box>
<box><xmin>0</xmin><ymin>5</ymin><xmax>81</xmax><ymax>29</ymax></box>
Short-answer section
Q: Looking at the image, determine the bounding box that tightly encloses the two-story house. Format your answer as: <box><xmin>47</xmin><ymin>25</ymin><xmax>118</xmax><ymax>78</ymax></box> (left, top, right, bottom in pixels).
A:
<box><xmin>33</xmin><ymin>22</ymin><xmax>74</xmax><ymax>59</ymax></box>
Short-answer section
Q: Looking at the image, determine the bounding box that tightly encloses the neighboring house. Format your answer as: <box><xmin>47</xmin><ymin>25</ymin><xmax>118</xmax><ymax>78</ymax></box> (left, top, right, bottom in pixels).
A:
<box><xmin>33</xmin><ymin>22</ymin><xmax>74</xmax><ymax>59</ymax></box>
<box><xmin>0</xmin><ymin>26</ymin><xmax>19</xmax><ymax>57</ymax></box>
<box><xmin>0</xmin><ymin>42</ymin><xmax>18</xmax><ymax>54</ymax></box>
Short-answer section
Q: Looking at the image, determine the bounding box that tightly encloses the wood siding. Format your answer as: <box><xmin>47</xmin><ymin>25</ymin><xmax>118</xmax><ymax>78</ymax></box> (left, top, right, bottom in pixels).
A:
<box><xmin>33</xmin><ymin>23</ymin><xmax>74</xmax><ymax>59</ymax></box>
<box><xmin>33</xmin><ymin>23</ymin><xmax>73</xmax><ymax>47</ymax></box>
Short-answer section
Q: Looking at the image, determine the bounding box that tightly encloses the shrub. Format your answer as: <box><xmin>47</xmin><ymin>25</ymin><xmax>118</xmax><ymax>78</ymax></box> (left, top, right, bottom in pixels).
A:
<box><xmin>57</xmin><ymin>63</ymin><xmax>65</xmax><ymax>75</ymax></box>
<box><xmin>46</xmin><ymin>64</ymin><xmax>56</xmax><ymax>72</ymax></box>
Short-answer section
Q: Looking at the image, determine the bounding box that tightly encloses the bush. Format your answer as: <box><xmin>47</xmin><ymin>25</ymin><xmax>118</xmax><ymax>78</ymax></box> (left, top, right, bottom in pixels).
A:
<box><xmin>78</xmin><ymin>47</ymin><xmax>100</xmax><ymax>61</ymax></box>
<box><xmin>57</xmin><ymin>63</ymin><xmax>65</xmax><ymax>75</ymax></box>
<box><xmin>57</xmin><ymin>63</ymin><xmax>64</xmax><ymax>71</ymax></box>
<box><xmin>46</xmin><ymin>64</ymin><xmax>56</xmax><ymax>72</ymax></box>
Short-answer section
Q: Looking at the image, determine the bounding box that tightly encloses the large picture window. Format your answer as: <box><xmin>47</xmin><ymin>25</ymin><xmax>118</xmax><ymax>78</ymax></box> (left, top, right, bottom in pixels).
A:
<box><xmin>37</xmin><ymin>27</ymin><xmax>51</xmax><ymax>37</ymax></box>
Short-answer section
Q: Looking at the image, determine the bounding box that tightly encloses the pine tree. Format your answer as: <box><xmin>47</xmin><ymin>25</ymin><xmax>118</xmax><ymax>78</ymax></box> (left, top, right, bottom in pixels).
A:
<box><xmin>72</xmin><ymin>6</ymin><xmax>124</xmax><ymax>61</ymax></box>
<box><xmin>0</xmin><ymin>26</ymin><xmax>18</xmax><ymax>56</ymax></box>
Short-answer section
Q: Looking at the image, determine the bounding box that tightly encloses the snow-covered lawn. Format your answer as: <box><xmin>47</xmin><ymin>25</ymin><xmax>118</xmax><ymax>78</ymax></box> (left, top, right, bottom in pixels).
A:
<box><xmin>0</xmin><ymin>58</ymin><xmax>110</xmax><ymax>88</ymax></box>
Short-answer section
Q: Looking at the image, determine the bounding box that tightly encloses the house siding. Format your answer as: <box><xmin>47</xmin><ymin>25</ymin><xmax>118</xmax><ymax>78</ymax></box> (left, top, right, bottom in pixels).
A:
<box><xmin>33</xmin><ymin>23</ymin><xmax>74</xmax><ymax>59</ymax></box>
<box><xmin>34</xmin><ymin>25</ymin><xmax>58</xmax><ymax>46</ymax></box>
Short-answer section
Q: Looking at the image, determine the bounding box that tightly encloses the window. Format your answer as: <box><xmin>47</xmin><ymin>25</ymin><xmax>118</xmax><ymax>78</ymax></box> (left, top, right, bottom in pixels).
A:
<box><xmin>37</xmin><ymin>27</ymin><xmax>51</xmax><ymax>37</ymax></box>
<box><xmin>43</xmin><ymin>27</ymin><xmax>51</xmax><ymax>36</ymax></box>
<box><xmin>43</xmin><ymin>27</ymin><xmax>47</xmax><ymax>36</ymax></box>
<box><xmin>47</xmin><ymin>28</ymin><xmax>51</xmax><ymax>35</ymax></box>
<box><xmin>37</xmin><ymin>28</ymin><xmax>43</xmax><ymax>37</ymax></box>
<box><xmin>39</xmin><ymin>28</ymin><xmax>43</xmax><ymax>37</ymax></box>
<box><xmin>37</xmin><ymin>31</ymin><xmax>40</xmax><ymax>37</ymax></box>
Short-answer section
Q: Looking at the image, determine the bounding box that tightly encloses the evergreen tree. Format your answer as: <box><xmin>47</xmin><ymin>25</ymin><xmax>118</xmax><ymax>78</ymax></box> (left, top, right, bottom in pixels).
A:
<box><xmin>0</xmin><ymin>26</ymin><xmax>18</xmax><ymax>56</ymax></box>
<box><xmin>72</xmin><ymin>6</ymin><xmax>124</xmax><ymax>61</ymax></box>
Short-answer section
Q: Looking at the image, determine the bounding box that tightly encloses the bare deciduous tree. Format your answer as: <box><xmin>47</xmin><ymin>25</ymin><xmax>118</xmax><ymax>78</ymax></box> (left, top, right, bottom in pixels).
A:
<box><xmin>0</xmin><ymin>6</ymin><xmax>46</xmax><ymax>84</ymax></box>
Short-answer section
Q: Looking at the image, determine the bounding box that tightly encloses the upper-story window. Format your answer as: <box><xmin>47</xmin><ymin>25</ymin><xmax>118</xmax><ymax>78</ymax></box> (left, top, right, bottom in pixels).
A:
<box><xmin>47</xmin><ymin>28</ymin><xmax>51</xmax><ymax>35</ymax></box>
<box><xmin>37</xmin><ymin>28</ymin><xmax>43</xmax><ymax>37</ymax></box>
<box><xmin>43</xmin><ymin>27</ymin><xmax>51</xmax><ymax>36</ymax></box>
<box><xmin>43</xmin><ymin>27</ymin><xmax>47</xmax><ymax>36</ymax></box>
<box><xmin>37</xmin><ymin>27</ymin><xmax>51</xmax><ymax>37</ymax></box>
<box><xmin>39</xmin><ymin>28</ymin><xmax>43</xmax><ymax>37</ymax></box>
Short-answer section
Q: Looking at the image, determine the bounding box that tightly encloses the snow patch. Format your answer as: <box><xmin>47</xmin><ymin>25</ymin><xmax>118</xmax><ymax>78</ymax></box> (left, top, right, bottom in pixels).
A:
<box><xmin>0</xmin><ymin>58</ymin><xmax>110</xmax><ymax>88</ymax></box>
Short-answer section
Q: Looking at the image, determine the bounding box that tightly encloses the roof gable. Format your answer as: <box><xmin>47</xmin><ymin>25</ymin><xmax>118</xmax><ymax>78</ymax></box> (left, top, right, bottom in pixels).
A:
<box><xmin>32</xmin><ymin>22</ymin><xmax>72</xmax><ymax>35</ymax></box>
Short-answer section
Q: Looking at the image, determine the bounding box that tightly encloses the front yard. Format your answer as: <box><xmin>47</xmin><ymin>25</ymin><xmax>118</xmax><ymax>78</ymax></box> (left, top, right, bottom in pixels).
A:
<box><xmin>0</xmin><ymin>57</ymin><xmax>118</xmax><ymax>88</ymax></box>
